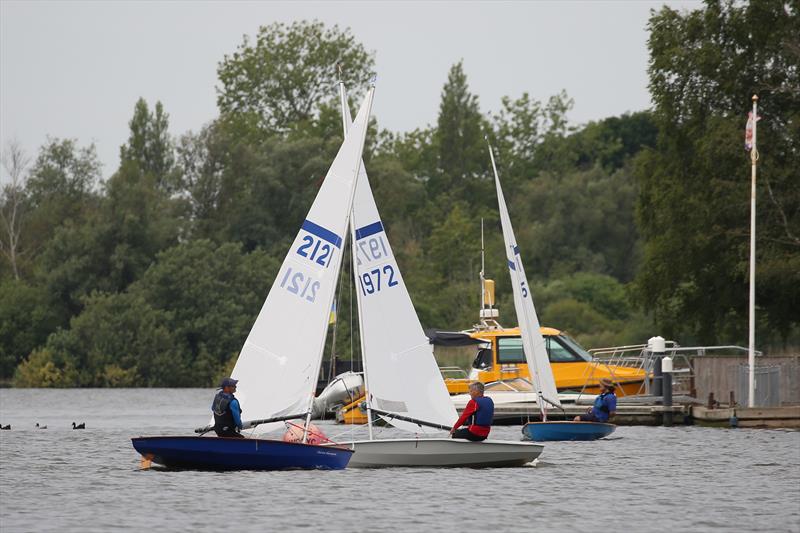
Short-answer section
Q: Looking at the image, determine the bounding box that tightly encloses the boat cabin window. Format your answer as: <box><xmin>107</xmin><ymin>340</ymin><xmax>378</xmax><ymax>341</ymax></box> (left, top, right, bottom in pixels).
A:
<box><xmin>472</xmin><ymin>348</ymin><xmax>493</xmax><ymax>369</ymax></box>
<box><xmin>546</xmin><ymin>335</ymin><xmax>592</xmax><ymax>362</ymax></box>
<box><xmin>556</xmin><ymin>334</ymin><xmax>593</xmax><ymax>362</ymax></box>
<box><xmin>496</xmin><ymin>334</ymin><xmax>593</xmax><ymax>363</ymax></box>
<box><xmin>497</xmin><ymin>337</ymin><xmax>526</xmax><ymax>364</ymax></box>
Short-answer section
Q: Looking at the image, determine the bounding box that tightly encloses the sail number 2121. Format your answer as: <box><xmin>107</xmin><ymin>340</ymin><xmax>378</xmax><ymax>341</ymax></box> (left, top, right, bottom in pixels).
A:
<box><xmin>296</xmin><ymin>235</ymin><xmax>332</xmax><ymax>267</ymax></box>
<box><xmin>279</xmin><ymin>267</ymin><xmax>320</xmax><ymax>303</ymax></box>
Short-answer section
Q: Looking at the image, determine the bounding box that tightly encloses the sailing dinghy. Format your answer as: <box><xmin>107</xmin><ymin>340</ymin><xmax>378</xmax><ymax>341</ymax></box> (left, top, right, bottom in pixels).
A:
<box><xmin>328</xmin><ymin>80</ymin><xmax>543</xmax><ymax>467</ymax></box>
<box><xmin>484</xmin><ymin>144</ymin><xmax>616</xmax><ymax>442</ymax></box>
<box><xmin>131</xmin><ymin>87</ymin><xmax>377</xmax><ymax>470</ymax></box>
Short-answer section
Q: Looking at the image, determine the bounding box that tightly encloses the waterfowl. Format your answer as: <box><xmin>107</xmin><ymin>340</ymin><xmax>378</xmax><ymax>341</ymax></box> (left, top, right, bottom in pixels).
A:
<box><xmin>72</xmin><ymin>422</ymin><xmax>85</xmax><ymax>429</ymax></box>
<box><xmin>0</xmin><ymin>424</ymin><xmax>10</xmax><ymax>430</ymax></box>
<box><xmin>35</xmin><ymin>423</ymin><xmax>47</xmax><ymax>429</ymax></box>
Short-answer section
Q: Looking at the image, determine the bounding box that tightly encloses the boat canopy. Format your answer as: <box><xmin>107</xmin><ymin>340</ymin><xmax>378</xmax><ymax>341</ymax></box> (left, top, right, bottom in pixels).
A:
<box><xmin>425</xmin><ymin>330</ymin><xmax>485</xmax><ymax>347</ymax></box>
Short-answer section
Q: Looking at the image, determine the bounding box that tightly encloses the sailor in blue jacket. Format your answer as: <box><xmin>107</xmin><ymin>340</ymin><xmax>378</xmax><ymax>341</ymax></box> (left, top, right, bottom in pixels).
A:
<box><xmin>574</xmin><ymin>378</ymin><xmax>617</xmax><ymax>423</ymax></box>
<box><xmin>212</xmin><ymin>377</ymin><xmax>244</xmax><ymax>438</ymax></box>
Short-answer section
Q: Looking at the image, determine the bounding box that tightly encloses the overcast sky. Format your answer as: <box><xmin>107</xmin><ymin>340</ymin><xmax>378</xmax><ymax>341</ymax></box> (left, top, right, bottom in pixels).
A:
<box><xmin>1</xmin><ymin>0</ymin><xmax>701</xmax><ymax>180</ymax></box>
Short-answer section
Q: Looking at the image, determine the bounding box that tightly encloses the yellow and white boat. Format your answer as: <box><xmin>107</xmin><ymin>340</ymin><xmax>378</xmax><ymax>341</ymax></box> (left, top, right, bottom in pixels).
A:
<box><xmin>434</xmin><ymin>325</ymin><xmax>648</xmax><ymax>397</ymax></box>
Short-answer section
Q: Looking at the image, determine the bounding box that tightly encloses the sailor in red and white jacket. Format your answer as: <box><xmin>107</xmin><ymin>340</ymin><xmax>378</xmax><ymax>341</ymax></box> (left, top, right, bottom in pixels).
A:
<box><xmin>450</xmin><ymin>382</ymin><xmax>494</xmax><ymax>442</ymax></box>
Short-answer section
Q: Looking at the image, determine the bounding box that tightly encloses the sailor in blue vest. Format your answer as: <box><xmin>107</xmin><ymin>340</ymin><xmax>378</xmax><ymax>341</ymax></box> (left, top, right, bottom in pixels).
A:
<box><xmin>212</xmin><ymin>377</ymin><xmax>244</xmax><ymax>438</ymax></box>
<box><xmin>450</xmin><ymin>382</ymin><xmax>494</xmax><ymax>441</ymax></box>
<box><xmin>574</xmin><ymin>378</ymin><xmax>617</xmax><ymax>423</ymax></box>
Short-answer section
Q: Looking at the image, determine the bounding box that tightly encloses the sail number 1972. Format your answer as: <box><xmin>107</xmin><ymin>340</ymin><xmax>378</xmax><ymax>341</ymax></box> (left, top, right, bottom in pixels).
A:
<box><xmin>359</xmin><ymin>265</ymin><xmax>399</xmax><ymax>295</ymax></box>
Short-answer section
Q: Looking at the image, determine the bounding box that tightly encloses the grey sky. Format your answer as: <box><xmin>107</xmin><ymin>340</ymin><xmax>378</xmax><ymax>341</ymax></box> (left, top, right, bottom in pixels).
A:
<box><xmin>1</xmin><ymin>0</ymin><xmax>701</xmax><ymax>180</ymax></box>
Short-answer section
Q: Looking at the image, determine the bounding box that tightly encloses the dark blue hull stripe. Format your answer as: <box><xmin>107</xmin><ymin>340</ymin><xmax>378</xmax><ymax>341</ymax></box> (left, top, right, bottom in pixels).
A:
<box><xmin>302</xmin><ymin>220</ymin><xmax>343</xmax><ymax>248</ymax></box>
<box><xmin>355</xmin><ymin>221</ymin><xmax>384</xmax><ymax>240</ymax></box>
<box><xmin>513</xmin><ymin>245</ymin><xmax>520</xmax><ymax>255</ymax></box>
<box><xmin>508</xmin><ymin>260</ymin><xmax>516</xmax><ymax>271</ymax></box>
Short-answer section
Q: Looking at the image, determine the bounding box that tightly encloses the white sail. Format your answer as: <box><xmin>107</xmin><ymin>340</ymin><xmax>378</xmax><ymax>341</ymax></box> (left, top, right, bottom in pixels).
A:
<box><xmin>228</xmin><ymin>89</ymin><xmax>375</xmax><ymax>433</ymax></box>
<box><xmin>340</xmin><ymin>85</ymin><xmax>457</xmax><ymax>433</ymax></box>
<box><xmin>488</xmin><ymin>145</ymin><xmax>561</xmax><ymax>412</ymax></box>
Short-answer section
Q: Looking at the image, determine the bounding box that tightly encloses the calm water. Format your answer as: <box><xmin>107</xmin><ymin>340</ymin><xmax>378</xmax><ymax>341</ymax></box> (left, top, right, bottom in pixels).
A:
<box><xmin>1</xmin><ymin>389</ymin><xmax>798</xmax><ymax>532</ymax></box>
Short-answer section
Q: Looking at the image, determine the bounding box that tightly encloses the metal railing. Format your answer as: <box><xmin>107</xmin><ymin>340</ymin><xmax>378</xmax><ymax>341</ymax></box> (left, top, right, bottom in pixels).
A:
<box><xmin>587</xmin><ymin>342</ymin><xmax>762</xmax><ymax>398</ymax></box>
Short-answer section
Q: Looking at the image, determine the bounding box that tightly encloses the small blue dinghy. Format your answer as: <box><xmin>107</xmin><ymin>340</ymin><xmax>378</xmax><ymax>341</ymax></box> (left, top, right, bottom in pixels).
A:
<box><xmin>522</xmin><ymin>421</ymin><xmax>616</xmax><ymax>442</ymax></box>
<box><xmin>131</xmin><ymin>436</ymin><xmax>353</xmax><ymax>471</ymax></box>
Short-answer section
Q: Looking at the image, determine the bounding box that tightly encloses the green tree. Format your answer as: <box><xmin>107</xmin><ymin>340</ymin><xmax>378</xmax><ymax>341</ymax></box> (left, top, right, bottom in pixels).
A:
<box><xmin>636</xmin><ymin>0</ymin><xmax>800</xmax><ymax>344</ymax></box>
<box><xmin>513</xmin><ymin>165</ymin><xmax>641</xmax><ymax>282</ymax></box>
<box><xmin>22</xmin><ymin>138</ymin><xmax>101</xmax><ymax>263</ymax></box>
<box><xmin>0</xmin><ymin>280</ymin><xmax>60</xmax><ymax>379</ymax></box>
<box><xmin>24</xmin><ymin>291</ymin><xmax>180</xmax><ymax>387</ymax></box>
<box><xmin>26</xmin><ymin>138</ymin><xmax>100</xmax><ymax>205</ymax></box>
<box><xmin>131</xmin><ymin>240</ymin><xmax>280</xmax><ymax>385</ymax></box>
<box><xmin>38</xmin><ymin>162</ymin><xmax>181</xmax><ymax>317</ymax></box>
<box><xmin>432</xmin><ymin>61</ymin><xmax>490</xmax><ymax>203</ymax></box>
<box><xmin>532</xmin><ymin>111</ymin><xmax>657</xmax><ymax>175</ymax></box>
<box><xmin>120</xmin><ymin>98</ymin><xmax>176</xmax><ymax>190</ymax></box>
<box><xmin>216</xmin><ymin>20</ymin><xmax>374</xmax><ymax>135</ymax></box>
<box><xmin>490</xmin><ymin>90</ymin><xmax>574</xmax><ymax>187</ymax></box>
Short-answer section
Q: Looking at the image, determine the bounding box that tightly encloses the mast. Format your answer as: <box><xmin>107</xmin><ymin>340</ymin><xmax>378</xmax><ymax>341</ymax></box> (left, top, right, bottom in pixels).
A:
<box><xmin>480</xmin><ymin>218</ymin><xmax>485</xmax><ymax>311</ymax></box>
<box><xmin>339</xmin><ymin>69</ymin><xmax>374</xmax><ymax>438</ymax></box>
<box><xmin>748</xmin><ymin>94</ymin><xmax>758</xmax><ymax>408</ymax></box>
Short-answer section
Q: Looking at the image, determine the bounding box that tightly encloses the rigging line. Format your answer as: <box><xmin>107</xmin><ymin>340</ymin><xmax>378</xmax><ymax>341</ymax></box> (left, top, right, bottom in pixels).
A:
<box><xmin>349</xmin><ymin>224</ymin><xmax>354</xmax><ymax>373</ymax></box>
<box><xmin>328</xmin><ymin>228</ymin><xmax>350</xmax><ymax>383</ymax></box>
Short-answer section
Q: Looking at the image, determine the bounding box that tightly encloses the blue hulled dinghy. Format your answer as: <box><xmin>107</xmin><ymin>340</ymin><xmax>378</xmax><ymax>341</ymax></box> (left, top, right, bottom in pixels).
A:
<box><xmin>131</xmin><ymin>86</ymin><xmax>377</xmax><ymax>471</ymax></box>
<box><xmin>132</xmin><ymin>434</ymin><xmax>352</xmax><ymax>471</ymax></box>
<box><xmin>522</xmin><ymin>421</ymin><xmax>616</xmax><ymax>442</ymax></box>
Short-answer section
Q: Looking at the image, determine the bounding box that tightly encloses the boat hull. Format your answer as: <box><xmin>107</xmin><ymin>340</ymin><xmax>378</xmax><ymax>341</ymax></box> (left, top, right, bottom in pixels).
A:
<box><xmin>131</xmin><ymin>436</ymin><xmax>353</xmax><ymax>471</ymax></box>
<box><xmin>521</xmin><ymin>421</ymin><xmax>616</xmax><ymax>441</ymax></box>
<box><xmin>333</xmin><ymin>438</ymin><xmax>543</xmax><ymax>468</ymax></box>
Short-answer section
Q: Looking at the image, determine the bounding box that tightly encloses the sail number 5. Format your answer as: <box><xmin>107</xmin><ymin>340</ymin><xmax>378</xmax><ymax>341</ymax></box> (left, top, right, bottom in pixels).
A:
<box><xmin>359</xmin><ymin>265</ymin><xmax>399</xmax><ymax>295</ymax></box>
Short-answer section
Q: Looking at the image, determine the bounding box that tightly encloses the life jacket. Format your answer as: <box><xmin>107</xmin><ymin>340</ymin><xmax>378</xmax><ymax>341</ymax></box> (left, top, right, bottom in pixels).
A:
<box><xmin>469</xmin><ymin>396</ymin><xmax>494</xmax><ymax>427</ymax></box>
<box><xmin>592</xmin><ymin>392</ymin><xmax>613</xmax><ymax>420</ymax></box>
<box><xmin>212</xmin><ymin>391</ymin><xmax>240</xmax><ymax>432</ymax></box>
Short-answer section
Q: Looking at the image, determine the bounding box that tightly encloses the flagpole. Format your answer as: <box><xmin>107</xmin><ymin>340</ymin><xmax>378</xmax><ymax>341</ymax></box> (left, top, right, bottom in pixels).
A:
<box><xmin>748</xmin><ymin>94</ymin><xmax>758</xmax><ymax>408</ymax></box>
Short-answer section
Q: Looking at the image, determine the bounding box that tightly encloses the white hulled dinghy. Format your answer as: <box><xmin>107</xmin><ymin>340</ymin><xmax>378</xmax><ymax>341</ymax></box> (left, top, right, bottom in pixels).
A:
<box><xmin>328</xmin><ymin>80</ymin><xmax>543</xmax><ymax>467</ymax></box>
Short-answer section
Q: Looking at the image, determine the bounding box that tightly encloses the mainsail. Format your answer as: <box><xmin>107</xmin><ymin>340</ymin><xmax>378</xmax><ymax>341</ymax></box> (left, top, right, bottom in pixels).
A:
<box><xmin>488</xmin><ymin>145</ymin><xmax>561</xmax><ymax>414</ymax></box>
<box><xmin>340</xmin><ymin>82</ymin><xmax>457</xmax><ymax>433</ymax></box>
<box><xmin>228</xmin><ymin>88</ymin><xmax>375</xmax><ymax>433</ymax></box>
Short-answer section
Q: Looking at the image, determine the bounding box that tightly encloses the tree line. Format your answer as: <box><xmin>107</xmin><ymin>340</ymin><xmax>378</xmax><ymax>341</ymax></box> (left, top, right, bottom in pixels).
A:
<box><xmin>1</xmin><ymin>2</ymin><xmax>797</xmax><ymax>387</ymax></box>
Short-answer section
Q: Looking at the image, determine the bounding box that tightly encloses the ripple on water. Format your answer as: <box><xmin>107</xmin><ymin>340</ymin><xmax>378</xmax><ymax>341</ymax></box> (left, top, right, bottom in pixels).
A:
<box><xmin>1</xmin><ymin>389</ymin><xmax>799</xmax><ymax>533</ymax></box>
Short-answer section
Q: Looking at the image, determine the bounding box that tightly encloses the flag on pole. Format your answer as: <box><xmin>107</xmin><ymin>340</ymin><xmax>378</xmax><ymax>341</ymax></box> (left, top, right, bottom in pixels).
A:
<box><xmin>745</xmin><ymin>111</ymin><xmax>761</xmax><ymax>151</ymax></box>
<box><xmin>329</xmin><ymin>299</ymin><xmax>337</xmax><ymax>325</ymax></box>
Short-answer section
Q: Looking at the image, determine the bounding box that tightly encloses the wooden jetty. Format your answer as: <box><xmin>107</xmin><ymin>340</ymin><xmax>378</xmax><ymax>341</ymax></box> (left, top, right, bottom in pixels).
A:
<box><xmin>692</xmin><ymin>405</ymin><xmax>800</xmax><ymax>428</ymax></box>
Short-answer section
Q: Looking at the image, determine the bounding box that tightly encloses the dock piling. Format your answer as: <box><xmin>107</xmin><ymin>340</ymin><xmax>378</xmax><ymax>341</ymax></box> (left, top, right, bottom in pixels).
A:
<box><xmin>662</xmin><ymin>355</ymin><xmax>674</xmax><ymax>426</ymax></box>
<box><xmin>649</xmin><ymin>336</ymin><xmax>665</xmax><ymax>397</ymax></box>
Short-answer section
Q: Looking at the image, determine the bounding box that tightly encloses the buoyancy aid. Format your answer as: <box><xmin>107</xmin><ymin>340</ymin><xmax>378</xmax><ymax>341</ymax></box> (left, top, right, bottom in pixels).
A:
<box><xmin>592</xmin><ymin>392</ymin><xmax>613</xmax><ymax>421</ymax></box>
<box><xmin>212</xmin><ymin>391</ymin><xmax>240</xmax><ymax>432</ymax></box>
<box><xmin>470</xmin><ymin>396</ymin><xmax>494</xmax><ymax>427</ymax></box>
